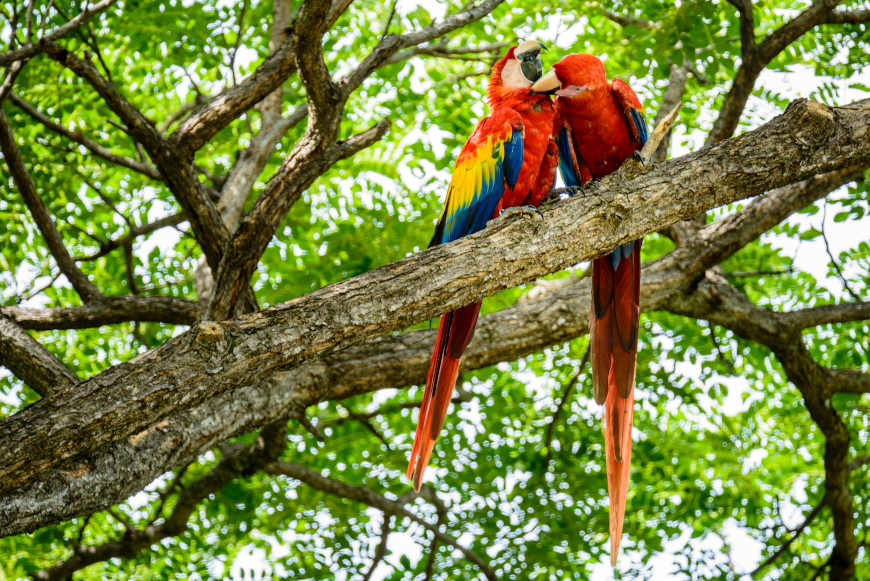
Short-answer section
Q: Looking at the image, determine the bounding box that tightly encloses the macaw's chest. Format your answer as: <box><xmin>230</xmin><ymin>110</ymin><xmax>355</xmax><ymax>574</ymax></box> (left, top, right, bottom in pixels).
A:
<box><xmin>561</xmin><ymin>94</ymin><xmax>636</xmax><ymax>179</ymax></box>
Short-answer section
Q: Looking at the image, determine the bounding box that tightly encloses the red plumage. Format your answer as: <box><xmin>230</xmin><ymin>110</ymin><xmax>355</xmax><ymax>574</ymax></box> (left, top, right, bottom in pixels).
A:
<box><xmin>408</xmin><ymin>44</ymin><xmax>557</xmax><ymax>491</ymax></box>
<box><xmin>542</xmin><ymin>53</ymin><xmax>647</xmax><ymax>565</ymax></box>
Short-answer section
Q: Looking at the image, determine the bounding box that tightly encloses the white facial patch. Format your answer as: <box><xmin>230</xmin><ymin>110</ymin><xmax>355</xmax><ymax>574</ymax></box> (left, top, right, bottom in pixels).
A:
<box><xmin>501</xmin><ymin>58</ymin><xmax>532</xmax><ymax>88</ymax></box>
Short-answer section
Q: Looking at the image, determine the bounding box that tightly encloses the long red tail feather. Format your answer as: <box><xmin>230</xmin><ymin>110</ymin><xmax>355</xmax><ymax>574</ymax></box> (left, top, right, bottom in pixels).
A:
<box><xmin>408</xmin><ymin>301</ymin><xmax>481</xmax><ymax>491</ymax></box>
<box><xmin>590</xmin><ymin>240</ymin><xmax>642</xmax><ymax>565</ymax></box>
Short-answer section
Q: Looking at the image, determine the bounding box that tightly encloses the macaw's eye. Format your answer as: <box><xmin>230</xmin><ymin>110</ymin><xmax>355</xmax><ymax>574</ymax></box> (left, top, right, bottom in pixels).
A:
<box><xmin>519</xmin><ymin>51</ymin><xmax>543</xmax><ymax>82</ymax></box>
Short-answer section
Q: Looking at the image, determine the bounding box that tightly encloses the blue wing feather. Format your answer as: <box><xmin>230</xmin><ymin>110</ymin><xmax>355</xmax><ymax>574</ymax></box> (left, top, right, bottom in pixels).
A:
<box><xmin>629</xmin><ymin>108</ymin><xmax>649</xmax><ymax>147</ymax></box>
<box><xmin>556</xmin><ymin>125</ymin><xmax>582</xmax><ymax>187</ymax></box>
<box><xmin>432</xmin><ymin>116</ymin><xmax>524</xmax><ymax>246</ymax></box>
<box><xmin>503</xmin><ymin>131</ymin><xmax>524</xmax><ymax>190</ymax></box>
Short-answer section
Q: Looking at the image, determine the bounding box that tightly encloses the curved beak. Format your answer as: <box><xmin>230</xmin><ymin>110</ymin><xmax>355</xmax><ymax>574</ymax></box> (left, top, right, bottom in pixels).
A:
<box><xmin>531</xmin><ymin>69</ymin><xmax>560</xmax><ymax>94</ymax></box>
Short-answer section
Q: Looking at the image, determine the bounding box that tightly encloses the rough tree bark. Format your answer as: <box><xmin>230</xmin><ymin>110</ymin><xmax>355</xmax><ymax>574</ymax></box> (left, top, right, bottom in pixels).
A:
<box><xmin>0</xmin><ymin>98</ymin><xmax>867</xmax><ymax>537</ymax></box>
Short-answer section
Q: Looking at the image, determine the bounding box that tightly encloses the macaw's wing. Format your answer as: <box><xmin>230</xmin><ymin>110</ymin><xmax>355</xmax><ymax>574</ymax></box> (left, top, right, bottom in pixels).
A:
<box><xmin>429</xmin><ymin>109</ymin><xmax>524</xmax><ymax>247</ymax></box>
<box><xmin>555</xmin><ymin>121</ymin><xmax>583</xmax><ymax>188</ymax></box>
<box><xmin>554</xmin><ymin>115</ymin><xmax>593</xmax><ymax>188</ymax></box>
<box><xmin>612</xmin><ymin>79</ymin><xmax>649</xmax><ymax>149</ymax></box>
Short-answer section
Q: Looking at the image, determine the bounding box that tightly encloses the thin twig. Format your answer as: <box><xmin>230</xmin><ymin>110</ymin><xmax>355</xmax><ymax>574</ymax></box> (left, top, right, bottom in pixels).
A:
<box><xmin>820</xmin><ymin>203</ymin><xmax>862</xmax><ymax>301</ymax></box>
<box><xmin>543</xmin><ymin>347</ymin><xmax>590</xmax><ymax>470</ymax></box>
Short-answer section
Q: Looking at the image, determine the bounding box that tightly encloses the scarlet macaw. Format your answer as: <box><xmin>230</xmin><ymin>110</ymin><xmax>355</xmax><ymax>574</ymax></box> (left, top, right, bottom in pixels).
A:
<box><xmin>532</xmin><ymin>53</ymin><xmax>649</xmax><ymax>565</ymax></box>
<box><xmin>408</xmin><ymin>40</ymin><xmax>558</xmax><ymax>492</ymax></box>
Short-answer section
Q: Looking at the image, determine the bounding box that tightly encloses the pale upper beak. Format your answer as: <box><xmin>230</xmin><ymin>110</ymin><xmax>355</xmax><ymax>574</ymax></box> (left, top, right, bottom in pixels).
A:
<box><xmin>531</xmin><ymin>70</ymin><xmax>560</xmax><ymax>94</ymax></box>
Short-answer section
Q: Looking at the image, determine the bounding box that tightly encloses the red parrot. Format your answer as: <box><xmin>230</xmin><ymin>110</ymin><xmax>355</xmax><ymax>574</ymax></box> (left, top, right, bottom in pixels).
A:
<box><xmin>408</xmin><ymin>41</ymin><xmax>558</xmax><ymax>492</ymax></box>
<box><xmin>532</xmin><ymin>53</ymin><xmax>649</xmax><ymax>565</ymax></box>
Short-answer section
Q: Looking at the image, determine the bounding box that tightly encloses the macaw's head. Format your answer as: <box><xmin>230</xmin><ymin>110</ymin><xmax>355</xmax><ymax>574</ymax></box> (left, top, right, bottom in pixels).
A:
<box><xmin>488</xmin><ymin>39</ymin><xmax>546</xmax><ymax>106</ymax></box>
<box><xmin>531</xmin><ymin>53</ymin><xmax>607</xmax><ymax>99</ymax></box>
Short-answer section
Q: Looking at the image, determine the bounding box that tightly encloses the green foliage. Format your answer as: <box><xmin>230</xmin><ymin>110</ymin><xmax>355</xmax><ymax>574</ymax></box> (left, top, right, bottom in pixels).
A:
<box><xmin>0</xmin><ymin>0</ymin><xmax>868</xmax><ymax>579</ymax></box>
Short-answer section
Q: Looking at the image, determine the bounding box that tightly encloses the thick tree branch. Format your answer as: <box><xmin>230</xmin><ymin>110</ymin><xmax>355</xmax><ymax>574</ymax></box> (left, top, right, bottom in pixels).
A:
<box><xmin>0</xmin><ymin>314</ymin><xmax>78</xmax><ymax>396</ymax></box>
<box><xmin>0</xmin><ymin>296</ymin><xmax>201</xmax><ymax>331</ymax></box>
<box><xmin>265</xmin><ymin>462</ymin><xmax>498</xmax><ymax>580</ymax></box>
<box><xmin>0</xmin><ymin>99</ymin><xmax>867</xmax><ymax>535</ymax></box>
<box><xmin>204</xmin><ymin>115</ymin><xmax>389</xmax><ymax>320</ymax></box>
<box><xmin>0</xmin><ymin>0</ymin><xmax>119</xmax><ymax>66</ymax></box>
<box><xmin>43</xmin><ymin>40</ymin><xmax>259</xmax><ymax>313</ymax></box>
<box><xmin>0</xmin><ymin>109</ymin><xmax>103</xmax><ymax>302</ymax></box>
<box><xmin>0</xmin><ymin>97</ymin><xmax>865</xmax><ymax>507</ymax></box>
<box><xmin>727</xmin><ymin>0</ymin><xmax>756</xmax><ymax>59</ymax></box>
<box><xmin>42</xmin><ymin>42</ymin><xmax>231</xmax><ymax>273</ymax></box>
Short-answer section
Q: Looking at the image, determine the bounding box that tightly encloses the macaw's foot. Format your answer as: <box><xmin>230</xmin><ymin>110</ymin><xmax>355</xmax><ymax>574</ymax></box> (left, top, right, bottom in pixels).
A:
<box><xmin>497</xmin><ymin>204</ymin><xmax>543</xmax><ymax>220</ymax></box>
<box><xmin>547</xmin><ymin>184</ymin><xmax>596</xmax><ymax>201</ymax></box>
<box><xmin>631</xmin><ymin>150</ymin><xmax>648</xmax><ymax>164</ymax></box>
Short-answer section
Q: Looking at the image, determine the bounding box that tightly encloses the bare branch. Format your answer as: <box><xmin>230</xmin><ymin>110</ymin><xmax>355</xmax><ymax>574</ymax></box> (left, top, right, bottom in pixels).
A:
<box><xmin>650</xmin><ymin>62</ymin><xmax>688</xmax><ymax>163</ymax></box>
<box><xmin>0</xmin><ymin>0</ymin><xmax>119</xmax><ymax>66</ymax></box>
<box><xmin>639</xmin><ymin>101</ymin><xmax>682</xmax><ymax>161</ymax></box>
<box><xmin>339</xmin><ymin>0</ymin><xmax>506</xmax><ymax>96</ymax></box>
<box><xmin>786</xmin><ymin>301</ymin><xmax>870</xmax><ymax>330</ymax></box>
<box><xmin>0</xmin><ymin>296</ymin><xmax>201</xmax><ymax>331</ymax></box>
<box><xmin>543</xmin><ymin>349</ymin><xmax>588</xmax><ymax>469</ymax></box>
<box><xmin>820</xmin><ymin>202</ymin><xmax>862</xmax><ymax>301</ymax></box>
<box><xmin>0</xmin><ymin>314</ymin><xmax>78</xmax><ymax>396</ymax></box>
<box><xmin>363</xmin><ymin>514</ymin><xmax>391</xmax><ymax>581</ymax></box>
<box><xmin>0</xmin><ymin>61</ymin><xmax>26</xmax><ymax>102</ymax></box>
<box><xmin>0</xmin><ymin>109</ymin><xmax>103</xmax><ymax>302</ymax></box>
<box><xmin>708</xmin><ymin>0</ymin><xmax>844</xmax><ymax>144</ymax></box>
<box><xmin>823</xmin><ymin>8</ymin><xmax>870</xmax><ymax>24</ymax></box>
<box><xmin>74</xmin><ymin>212</ymin><xmax>186</xmax><ymax>263</ymax></box>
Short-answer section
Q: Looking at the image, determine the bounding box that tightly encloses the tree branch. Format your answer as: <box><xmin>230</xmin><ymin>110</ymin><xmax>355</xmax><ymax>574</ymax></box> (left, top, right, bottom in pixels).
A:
<box><xmin>203</xmin><ymin>0</ymin><xmax>507</xmax><ymax>320</ymax></box>
<box><xmin>727</xmin><ymin>0</ymin><xmax>756</xmax><ymax>60</ymax></box>
<box><xmin>823</xmin><ymin>7</ymin><xmax>870</xmax><ymax>24</ymax></box>
<box><xmin>0</xmin><ymin>0</ymin><xmax>119</xmax><ymax>66</ymax></box>
<box><xmin>708</xmin><ymin>0</ymin><xmax>843</xmax><ymax>144</ymax></box>
<box><xmin>0</xmin><ymin>109</ymin><xmax>103</xmax><ymax>302</ymax></box>
<box><xmin>602</xmin><ymin>9</ymin><xmax>656</xmax><ymax>29</ymax></box>
<box><xmin>0</xmin><ymin>314</ymin><xmax>78</xmax><ymax>396</ymax></box>
<box><xmin>0</xmin><ymin>98</ymin><xmax>867</xmax><ymax>535</ymax></box>
<box><xmin>0</xmin><ymin>296</ymin><xmax>201</xmax><ymax>331</ymax></box>
<box><xmin>74</xmin><ymin>212</ymin><xmax>186</xmax><ymax>263</ymax></box>
<box><xmin>169</xmin><ymin>0</ymin><xmax>353</xmax><ymax>155</ymax></box>
<box><xmin>664</xmin><ymin>272</ymin><xmax>861</xmax><ymax>576</ymax></box>
<box><xmin>786</xmin><ymin>301</ymin><xmax>870</xmax><ymax>330</ymax></box>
